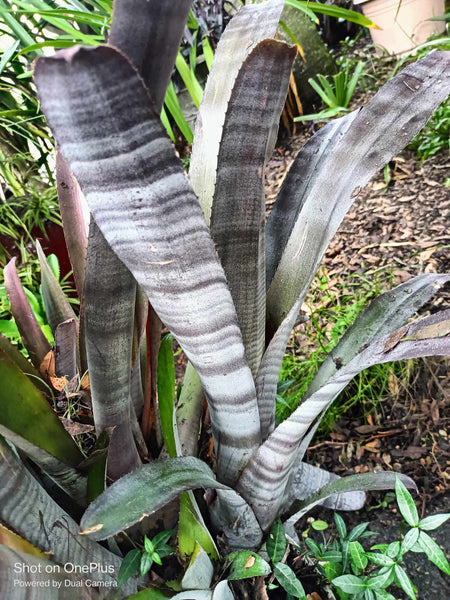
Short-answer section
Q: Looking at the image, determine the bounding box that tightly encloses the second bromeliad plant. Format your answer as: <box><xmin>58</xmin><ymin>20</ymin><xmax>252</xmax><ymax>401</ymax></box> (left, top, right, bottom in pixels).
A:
<box><xmin>1</xmin><ymin>0</ymin><xmax>450</xmax><ymax>597</ymax></box>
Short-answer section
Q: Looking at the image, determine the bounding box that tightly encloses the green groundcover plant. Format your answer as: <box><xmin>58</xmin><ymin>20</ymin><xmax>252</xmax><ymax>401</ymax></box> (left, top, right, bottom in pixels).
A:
<box><xmin>302</xmin><ymin>477</ymin><xmax>449</xmax><ymax>600</ymax></box>
<box><xmin>0</xmin><ymin>1</ymin><xmax>449</xmax><ymax>598</ymax></box>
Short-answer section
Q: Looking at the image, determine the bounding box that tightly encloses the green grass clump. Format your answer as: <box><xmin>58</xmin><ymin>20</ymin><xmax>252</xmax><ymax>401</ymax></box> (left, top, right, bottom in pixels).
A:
<box><xmin>409</xmin><ymin>99</ymin><xmax>450</xmax><ymax>162</ymax></box>
<box><xmin>277</xmin><ymin>269</ymin><xmax>415</xmax><ymax>437</ymax></box>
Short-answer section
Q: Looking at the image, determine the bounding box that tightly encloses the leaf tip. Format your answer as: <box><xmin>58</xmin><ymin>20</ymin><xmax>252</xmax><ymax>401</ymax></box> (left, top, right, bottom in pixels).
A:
<box><xmin>79</xmin><ymin>523</ymin><xmax>104</xmax><ymax>536</ymax></box>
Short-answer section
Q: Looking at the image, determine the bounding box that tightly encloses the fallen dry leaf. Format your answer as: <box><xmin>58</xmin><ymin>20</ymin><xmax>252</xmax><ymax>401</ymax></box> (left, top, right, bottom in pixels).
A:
<box><xmin>60</xmin><ymin>418</ymin><xmax>95</xmax><ymax>436</ymax></box>
<box><xmin>244</xmin><ymin>556</ymin><xmax>255</xmax><ymax>568</ymax></box>
<box><xmin>384</xmin><ymin>326</ymin><xmax>409</xmax><ymax>352</ymax></box>
<box><xmin>413</xmin><ymin>319</ymin><xmax>450</xmax><ymax>340</ymax></box>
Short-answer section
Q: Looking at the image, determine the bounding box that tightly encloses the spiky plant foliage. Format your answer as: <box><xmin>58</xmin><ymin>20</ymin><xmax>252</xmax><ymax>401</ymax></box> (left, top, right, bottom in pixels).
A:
<box><xmin>1</xmin><ymin>0</ymin><xmax>449</xmax><ymax>597</ymax></box>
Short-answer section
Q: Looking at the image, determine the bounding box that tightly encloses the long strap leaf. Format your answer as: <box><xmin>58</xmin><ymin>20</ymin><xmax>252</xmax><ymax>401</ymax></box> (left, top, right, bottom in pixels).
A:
<box><xmin>35</xmin><ymin>45</ymin><xmax>261</xmax><ymax>485</ymax></box>
<box><xmin>110</xmin><ymin>0</ymin><xmax>192</xmax><ymax>113</ymax></box>
<box><xmin>302</xmin><ymin>273</ymin><xmax>450</xmax><ymax>404</ymax></box>
<box><xmin>238</xmin><ymin>310</ymin><xmax>450</xmax><ymax>529</ymax></box>
<box><xmin>189</xmin><ymin>0</ymin><xmax>285</xmax><ymax>224</ymax></box>
<box><xmin>266</xmin><ymin>52</ymin><xmax>450</xmax><ymax>330</ymax></box>
<box><xmin>36</xmin><ymin>240</ymin><xmax>78</xmax><ymax>334</ymax></box>
<box><xmin>80</xmin><ymin>457</ymin><xmax>230</xmax><ymax>540</ymax></box>
<box><xmin>0</xmin><ymin>424</ymin><xmax>87</xmax><ymax>506</ymax></box>
<box><xmin>3</xmin><ymin>258</ymin><xmax>51</xmax><ymax>368</ymax></box>
<box><xmin>84</xmin><ymin>220</ymin><xmax>141</xmax><ymax>480</ymax></box>
<box><xmin>258</xmin><ymin>53</ymin><xmax>450</xmax><ymax>439</ymax></box>
<box><xmin>283</xmin><ymin>471</ymin><xmax>416</xmax><ymax>541</ymax></box>
<box><xmin>210</xmin><ymin>40</ymin><xmax>296</xmax><ymax>377</ymax></box>
<box><xmin>55</xmin><ymin>150</ymin><xmax>88</xmax><ymax>299</ymax></box>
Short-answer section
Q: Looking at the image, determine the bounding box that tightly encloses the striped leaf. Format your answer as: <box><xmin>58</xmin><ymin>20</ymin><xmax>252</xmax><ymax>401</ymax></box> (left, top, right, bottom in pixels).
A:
<box><xmin>266</xmin><ymin>52</ymin><xmax>450</xmax><ymax>330</ymax></box>
<box><xmin>210</xmin><ymin>39</ymin><xmax>296</xmax><ymax>376</ymax></box>
<box><xmin>80</xmin><ymin>457</ymin><xmax>230</xmax><ymax>541</ymax></box>
<box><xmin>189</xmin><ymin>0</ymin><xmax>285</xmax><ymax>224</ymax></box>
<box><xmin>302</xmin><ymin>274</ymin><xmax>450</xmax><ymax>405</ymax></box>
<box><xmin>0</xmin><ymin>424</ymin><xmax>87</xmax><ymax>506</ymax></box>
<box><xmin>284</xmin><ymin>472</ymin><xmax>416</xmax><ymax>531</ymax></box>
<box><xmin>3</xmin><ymin>258</ymin><xmax>51</xmax><ymax>368</ymax></box>
<box><xmin>34</xmin><ymin>45</ymin><xmax>261</xmax><ymax>485</ymax></box>
<box><xmin>54</xmin><ymin>317</ymin><xmax>77</xmax><ymax>379</ymax></box>
<box><xmin>284</xmin><ymin>462</ymin><xmax>365</xmax><ymax>514</ymax></box>
<box><xmin>258</xmin><ymin>53</ymin><xmax>450</xmax><ymax>439</ymax></box>
<box><xmin>238</xmin><ymin>310</ymin><xmax>450</xmax><ymax>528</ymax></box>
<box><xmin>110</xmin><ymin>0</ymin><xmax>192</xmax><ymax>113</ymax></box>
<box><xmin>84</xmin><ymin>220</ymin><xmax>141</xmax><ymax>480</ymax></box>
<box><xmin>293</xmin><ymin>273</ymin><xmax>450</xmax><ymax>459</ymax></box>
<box><xmin>0</xmin><ymin>436</ymin><xmax>133</xmax><ymax>595</ymax></box>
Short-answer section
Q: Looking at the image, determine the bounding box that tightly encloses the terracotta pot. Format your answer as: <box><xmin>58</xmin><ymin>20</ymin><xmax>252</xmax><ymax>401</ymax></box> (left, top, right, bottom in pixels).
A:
<box><xmin>354</xmin><ymin>0</ymin><xmax>446</xmax><ymax>55</ymax></box>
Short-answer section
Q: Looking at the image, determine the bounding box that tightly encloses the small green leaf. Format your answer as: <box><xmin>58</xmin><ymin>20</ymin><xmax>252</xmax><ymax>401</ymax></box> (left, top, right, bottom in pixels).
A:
<box><xmin>305</xmin><ymin>538</ymin><xmax>321</xmax><ymax>556</ymax></box>
<box><xmin>118</xmin><ymin>549</ymin><xmax>141</xmax><ymax>586</ymax></box>
<box><xmin>394</xmin><ymin>564</ymin><xmax>416</xmax><ymax>600</ymax></box>
<box><xmin>364</xmin><ymin>589</ymin><xmax>375</xmax><ymax>600</ymax></box>
<box><xmin>322</xmin><ymin>550</ymin><xmax>343</xmax><ymax>562</ymax></box>
<box><xmin>152</xmin><ymin>552</ymin><xmax>162</xmax><ymax>566</ymax></box>
<box><xmin>332</xmin><ymin>574</ymin><xmax>367</xmax><ymax>594</ymax></box>
<box><xmin>371</xmin><ymin>544</ymin><xmax>389</xmax><ymax>553</ymax></box>
<box><xmin>367</xmin><ymin>567</ymin><xmax>394</xmax><ymax>589</ymax></box>
<box><xmin>350</xmin><ymin>541</ymin><xmax>368</xmax><ymax>570</ymax></box>
<box><xmin>417</xmin><ymin>531</ymin><xmax>450</xmax><ymax>575</ymax></box>
<box><xmin>322</xmin><ymin>560</ymin><xmax>342</xmax><ymax>581</ymax></box>
<box><xmin>152</xmin><ymin>529</ymin><xmax>174</xmax><ymax>548</ymax></box>
<box><xmin>419</xmin><ymin>513</ymin><xmax>450</xmax><ymax>531</ymax></box>
<box><xmin>341</xmin><ymin>540</ymin><xmax>350</xmax><ymax>572</ymax></box>
<box><xmin>374</xmin><ymin>590</ymin><xmax>396</xmax><ymax>600</ymax></box>
<box><xmin>144</xmin><ymin>536</ymin><xmax>155</xmax><ymax>554</ymax></box>
<box><xmin>395</xmin><ymin>476</ymin><xmax>419</xmax><ymax>527</ymax></box>
<box><xmin>365</xmin><ymin>553</ymin><xmax>395</xmax><ymax>567</ymax></box>
<box><xmin>140</xmin><ymin>552</ymin><xmax>154</xmax><ymax>577</ymax></box>
<box><xmin>311</xmin><ymin>519</ymin><xmax>328</xmax><ymax>531</ymax></box>
<box><xmin>401</xmin><ymin>528</ymin><xmax>420</xmax><ymax>554</ymax></box>
<box><xmin>334</xmin><ymin>513</ymin><xmax>347</xmax><ymax>539</ymax></box>
<box><xmin>386</xmin><ymin>542</ymin><xmax>401</xmax><ymax>559</ymax></box>
<box><xmin>348</xmin><ymin>522</ymin><xmax>370</xmax><ymax>541</ymax></box>
<box><xmin>227</xmin><ymin>551</ymin><xmax>271</xmax><ymax>581</ymax></box>
<box><xmin>273</xmin><ymin>562</ymin><xmax>306</xmax><ymax>598</ymax></box>
<box><xmin>267</xmin><ymin>518</ymin><xmax>287</xmax><ymax>563</ymax></box>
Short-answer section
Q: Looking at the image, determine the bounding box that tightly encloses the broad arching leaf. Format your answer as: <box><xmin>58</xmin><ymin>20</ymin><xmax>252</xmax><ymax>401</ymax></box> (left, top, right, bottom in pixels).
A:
<box><xmin>190</xmin><ymin>0</ymin><xmax>285</xmax><ymax>224</ymax></box>
<box><xmin>80</xmin><ymin>457</ymin><xmax>229</xmax><ymax>541</ymax></box>
<box><xmin>84</xmin><ymin>220</ymin><xmax>141</xmax><ymax>480</ymax></box>
<box><xmin>238</xmin><ymin>310</ymin><xmax>450</xmax><ymax>528</ymax></box>
<box><xmin>110</xmin><ymin>0</ymin><xmax>192</xmax><ymax>113</ymax></box>
<box><xmin>266</xmin><ymin>51</ymin><xmax>450</xmax><ymax>330</ymax></box>
<box><xmin>34</xmin><ymin>45</ymin><xmax>261</xmax><ymax>486</ymax></box>
<box><xmin>211</xmin><ymin>39</ymin><xmax>296</xmax><ymax>376</ymax></box>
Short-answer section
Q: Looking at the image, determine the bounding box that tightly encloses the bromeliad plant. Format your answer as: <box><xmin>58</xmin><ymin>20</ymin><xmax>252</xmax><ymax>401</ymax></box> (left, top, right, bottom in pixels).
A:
<box><xmin>1</xmin><ymin>0</ymin><xmax>450</xmax><ymax>597</ymax></box>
